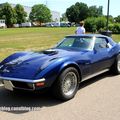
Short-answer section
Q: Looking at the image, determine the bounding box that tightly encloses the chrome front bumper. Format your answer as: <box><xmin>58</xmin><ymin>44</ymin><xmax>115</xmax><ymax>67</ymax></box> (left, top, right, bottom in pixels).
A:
<box><xmin>0</xmin><ymin>76</ymin><xmax>45</xmax><ymax>91</ymax></box>
<box><xmin>0</xmin><ymin>76</ymin><xmax>45</xmax><ymax>83</ymax></box>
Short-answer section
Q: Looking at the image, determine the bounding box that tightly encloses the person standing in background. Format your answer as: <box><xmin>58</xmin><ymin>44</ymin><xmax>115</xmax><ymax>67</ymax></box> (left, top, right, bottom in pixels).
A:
<box><xmin>75</xmin><ymin>21</ymin><xmax>85</xmax><ymax>34</ymax></box>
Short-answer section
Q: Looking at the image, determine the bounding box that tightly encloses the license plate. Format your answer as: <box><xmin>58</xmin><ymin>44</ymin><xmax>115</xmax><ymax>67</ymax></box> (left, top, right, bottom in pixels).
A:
<box><xmin>3</xmin><ymin>80</ymin><xmax>13</xmax><ymax>91</ymax></box>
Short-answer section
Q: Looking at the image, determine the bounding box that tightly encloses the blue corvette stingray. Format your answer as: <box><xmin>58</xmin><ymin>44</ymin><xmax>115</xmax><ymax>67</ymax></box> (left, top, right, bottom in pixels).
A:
<box><xmin>0</xmin><ymin>34</ymin><xmax>120</xmax><ymax>100</ymax></box>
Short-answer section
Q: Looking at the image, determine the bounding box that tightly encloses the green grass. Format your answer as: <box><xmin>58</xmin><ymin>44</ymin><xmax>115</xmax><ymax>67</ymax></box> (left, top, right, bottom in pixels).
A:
<box><xmin>112</xmin><ymin>34</ymin><xmax>120</xmax><ymax>42</ymax></box>
<box><xmin>0</xmin><ymin>27</ymin><xmax>120</xmax><ymax>61</ymax></box>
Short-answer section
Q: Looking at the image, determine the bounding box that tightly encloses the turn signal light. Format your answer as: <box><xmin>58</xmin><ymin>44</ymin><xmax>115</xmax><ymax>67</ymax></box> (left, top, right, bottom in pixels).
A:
<box><xmin>35</xmin><ymin>82</ymin><xmax>45</xmax><ymax>87</ymax></box>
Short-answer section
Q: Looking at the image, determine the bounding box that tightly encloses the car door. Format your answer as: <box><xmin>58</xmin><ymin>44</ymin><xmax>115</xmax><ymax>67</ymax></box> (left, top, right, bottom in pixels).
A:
<box><xmin>91</xmin><ymin>37</ymin><xmax>113</xmax><ymax>74</ymax></box>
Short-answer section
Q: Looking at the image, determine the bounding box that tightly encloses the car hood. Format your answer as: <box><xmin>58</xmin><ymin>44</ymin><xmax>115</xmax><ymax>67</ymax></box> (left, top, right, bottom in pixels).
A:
<box><xmin>0</xmin><ymin>48</ymin><xmax>89</xmax><ymax>79</ymax></box>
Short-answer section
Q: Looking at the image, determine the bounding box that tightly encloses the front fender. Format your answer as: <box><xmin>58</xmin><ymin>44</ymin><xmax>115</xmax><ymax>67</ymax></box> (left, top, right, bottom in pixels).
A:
<box><xmin>58</xmin><ymin>61</ymin><xmax>81</xmax><ymax>75</ymax></box>
<box><xmin>35</xmin><ymin>58</ymin><xmax>81</xmax><ymax>87</ymax></box>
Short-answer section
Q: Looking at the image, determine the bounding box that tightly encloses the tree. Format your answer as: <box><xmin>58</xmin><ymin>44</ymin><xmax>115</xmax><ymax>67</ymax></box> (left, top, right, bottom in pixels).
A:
<box><xmin>29</xmin><ymin>4</ymin><xmax>51</xmax><ymax>26</ymax></box>
<box><xmin>60</xmin><ymin>13</ymin><xmax>68</xmax><ymax>22</ymax></box>
<box><xmin>66</xmin><ymin>2</ymin><xmax>89</xmax><ymax>23</ymax></box>
<box><xmin>66</xmin><ymin>5</ymin><xmax>77</xmax><ymax>23</ymax></box>
<box><xmin>14</xmin><ymin>4</ymin><xmax>27</xmax><ymax>24</ymax></box>
<box><xmin>114</xmin><ymin>15</ymin><xmax>120</xmax><ymax>23</ymax></box>
<box><xmin>88</xmin><ymin>6</ymin><xmax>103</xmax><ymax>17</ymax></box>
<box><xmin>97</xmin><ymin>6</ymin><xmax>103</xmax><ymax>17</ymax></box>
<box><xmin>85</xmin><ymin>17</ymin><xmax>107</xmax><ymax>32</ymax></box>
<box><xmin>0</xmin><ymin>2</ymin><xmax>16</xmax><ymax>27</ymax></box>
<box><xmin>85</xmin><ymin>17</ymin><xmax>97</xmax><ymax>32</ymax></box>
<box><xmin>96</xmin><ymin>17</ymin><xmax>106</xmax><ymax>31</ymax></box>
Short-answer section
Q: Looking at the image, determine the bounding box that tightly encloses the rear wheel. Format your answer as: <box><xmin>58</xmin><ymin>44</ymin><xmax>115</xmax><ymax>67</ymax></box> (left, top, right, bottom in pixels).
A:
<box><xmin>111</xmin><ymin>54</ymin><xmax>120</xmax><ymax>74</ymax></box>
<box><xmin>52</xmin><ymin>67</ymin><xmax>80</xmax><ymax>101</ymax></box>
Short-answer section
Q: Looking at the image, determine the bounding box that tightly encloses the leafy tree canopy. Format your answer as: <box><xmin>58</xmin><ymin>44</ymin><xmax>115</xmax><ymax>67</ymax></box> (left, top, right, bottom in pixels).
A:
<box><xmin>14</xmin><ymin>4</ymin><xmax>27</xmax><ymax>24</ymax></box>
<box><xmin>66</xmin><ymin>2</ymin><xmax>89</xmax><ymax>23</ymax></box>
<box><xmin>114</xmin><ymin>15</ymin><xmax>120</xmax><ymax>23</ymax></box>
<box><xmin>29</xmin><ymin>4</ymin><xmax>51</xmax><ymax>26</ymax></box>
<box><xmin>0</xmin><ymin>2</ymin><xmax>17</xmax><ymax>27</ymax></box>
<box><xmin>88</xmin><ymin>6</ymin><xmax>103</xmax><ymax>17</ymax></box>
<box><xmin>66</xmin><ymin>2</ymin><xmax>103</xmax><ymax>23</ymax></box>
<box><xmin>60</xmin><ymin>13</ymin><xmax>68</xmax><ymax>22</ymax></box>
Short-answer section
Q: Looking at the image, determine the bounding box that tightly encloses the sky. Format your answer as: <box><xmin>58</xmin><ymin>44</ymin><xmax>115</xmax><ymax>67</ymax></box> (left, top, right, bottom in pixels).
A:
<box><xmin>0</xmin><ymin>0</ymin><xmax>119</xmax><ymax>17</ymax></box>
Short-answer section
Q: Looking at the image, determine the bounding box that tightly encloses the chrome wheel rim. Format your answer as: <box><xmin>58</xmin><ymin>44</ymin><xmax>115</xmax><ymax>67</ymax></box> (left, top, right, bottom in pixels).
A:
<box><xmin>117</xmin><ymin>59</ymin><xmax>120</xmax><ymax>72</ymax></box>
<box><xmin>62</xmin><ymin>72</ymin><xmax>78</xmax><ymax>96</ymax></box>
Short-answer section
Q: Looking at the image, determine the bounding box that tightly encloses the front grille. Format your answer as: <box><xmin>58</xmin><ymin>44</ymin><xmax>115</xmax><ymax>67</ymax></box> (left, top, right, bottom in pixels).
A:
<box><xmin>11</xmin><ymin>81</ymin><xmax>34</xmax><ymax>90</ymax></box>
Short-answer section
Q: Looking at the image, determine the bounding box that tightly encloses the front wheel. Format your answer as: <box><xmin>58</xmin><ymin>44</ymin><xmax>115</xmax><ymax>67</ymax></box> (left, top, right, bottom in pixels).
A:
<box><xmin>52</xmin><ymin>67</ymin><xmax>80</xmax><ymax>101</ymax></box>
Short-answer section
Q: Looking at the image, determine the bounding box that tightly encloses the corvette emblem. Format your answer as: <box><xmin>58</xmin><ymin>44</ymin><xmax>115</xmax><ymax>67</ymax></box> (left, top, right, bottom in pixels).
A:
<box><xmin>0</xmin><ymin>65</ymin><xmax>3</xmax><ymax>69</ymax></box>
<box><xmin>0</xmin><ymin>65</ymin><xmax>10</xmax><ymax>73</ymax></box>
<box><xmin>2</xmin><ymin>68</ymin><xmax>10</xmax><ymax>73</ymax></box>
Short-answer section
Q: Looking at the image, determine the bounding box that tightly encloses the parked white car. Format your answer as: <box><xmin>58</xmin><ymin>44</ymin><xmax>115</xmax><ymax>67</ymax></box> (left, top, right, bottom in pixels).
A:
<box><xmin>0</xmin><ymin>20</ymin><xmax>6</xmax><ymax>28</ymax></box>
<box><xmin>46</xmin><ymin>22</ymin><xmax>60</xmax><ymax>27</ymax></box>
<box><xmin>21</xmin><ymin>22</ymin><xmax>32</xmax><ymax>27</ymax></box>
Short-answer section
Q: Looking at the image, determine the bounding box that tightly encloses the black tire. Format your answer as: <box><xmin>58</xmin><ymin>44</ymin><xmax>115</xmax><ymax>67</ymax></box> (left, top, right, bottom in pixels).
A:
<box><xmin>111</xmin><ymin>54</ymin><xmax>120</xmax><ymax>75</ymax></box>
<box><xmin>52</xmin><ymin>67</ymin><xmax>80</xmax><ymax>101</ymax></box>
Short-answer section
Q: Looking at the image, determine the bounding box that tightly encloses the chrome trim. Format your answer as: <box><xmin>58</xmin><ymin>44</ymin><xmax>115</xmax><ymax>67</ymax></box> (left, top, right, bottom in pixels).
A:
<box><xmin>82</xmin><ymin>69</ymin><xmax>109</xmax><ymax>81</ymax></box>
<box><xmin>0</xmin><ymin>84</ymin><xmax>4</xmax><ymax>87</ymax></box>
<box><xmin>0</xmin><ymin>76</ymin><xmax>45</xmax><ymax>83</ymax></box>
<box><xmin>14</xmin><ymin>87</ymin><xmax>35</xmax><ymax>91</ymax></box>
<box><xmin>62</xmin><ymin>72</ymin><xmax>78</xmax><ymax>96</ymax></box>
<box><xmin>3</xmin><ymin>80</ymin><xmax>14</xmax><ymax>91</ymax></box>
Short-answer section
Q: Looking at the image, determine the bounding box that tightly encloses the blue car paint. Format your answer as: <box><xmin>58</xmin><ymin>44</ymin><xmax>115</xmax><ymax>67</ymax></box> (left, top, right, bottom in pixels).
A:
<box><xmin>0</xmin><ymin>34</ymin><xmax>120</xmax><ymax>90</ymax></box>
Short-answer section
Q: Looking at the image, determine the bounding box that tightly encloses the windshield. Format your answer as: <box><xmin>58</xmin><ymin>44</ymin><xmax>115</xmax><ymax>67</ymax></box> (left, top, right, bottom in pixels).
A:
<box><xmin>56</xmin><ymin>36</ymin><xmax>94</xmax><ymax>51</ymax></box>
